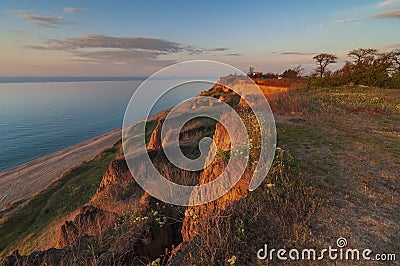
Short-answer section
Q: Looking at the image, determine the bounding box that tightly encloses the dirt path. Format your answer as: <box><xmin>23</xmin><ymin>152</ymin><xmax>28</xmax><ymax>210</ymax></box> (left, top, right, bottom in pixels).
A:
<box><xmin>0</xmin><ymin>128</ymin><xmax>122</xmax><ymax>210</ymax></box>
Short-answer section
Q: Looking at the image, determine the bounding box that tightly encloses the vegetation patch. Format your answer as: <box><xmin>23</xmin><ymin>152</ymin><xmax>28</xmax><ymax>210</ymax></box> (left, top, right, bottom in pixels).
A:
<box><xmin>0</xmin><ymin>141</ymin><xmax>122</xmax><ymax>258</ymax></box>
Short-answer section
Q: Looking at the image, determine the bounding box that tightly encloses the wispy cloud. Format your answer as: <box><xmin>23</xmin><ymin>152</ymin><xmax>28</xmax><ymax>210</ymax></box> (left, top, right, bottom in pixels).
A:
<box><xmin>333</xmin><ymin>17</ymin><xmax>362</xmax><ymax>24</ymax></box>
<box><xmin>71</xmin><ymin>50</ymin><xmax>164</xmax><ymax>61</ymax></box>
<box><xmin>332</xmin><ymin>3</ymin><xmax>400</xmax><ymax>24</ymax></box>
<box><xmin>10</xmin><ymin>10</ymin><xmax>72</xmax><ymax>28</ymax></box>
<box><xmin>373</xmin><ymin>9</ymin><xmax>400</xmax><ymax>18</ymax></box>
<box><xmin>70</xmin><ymin>50</ymin><xmax>176</xmax><ymax>66</ymax></box>
<box><xmin>372</xmin><ymin>42</ymin><xmax>400</xmax><ymax>52</ymax></box>
<box><xmin>64</xmin><ymin>7</ymin><xmax>88</xmax><ymax>13</ymax></box>
<box><xmin>9</xmin><ymin>30</ymin><xmax>27</xmax><ymax>37</ymax></box>
<box><xmin>209</xmin><ymin>47</ymin><xmax>228</xmax><ymax>52</ymax></box>
<box><xmin>280</xmin><ymin>51</ymin><xmax>317</xmax><ymax>56</ymax></box>
<box><xmin>378</xmin><ymin>0</ymin><xmax>400</xmax><ymax>7</ymax></box>
<box><xmin>9</xmin><ymin>30</ymin><xmax>28</xmax><ymax>43</ymax></box>
<box><xmin>226</xmin><ymin>53</ymin><xmax>240</xmax><ymax>56</ymax></box>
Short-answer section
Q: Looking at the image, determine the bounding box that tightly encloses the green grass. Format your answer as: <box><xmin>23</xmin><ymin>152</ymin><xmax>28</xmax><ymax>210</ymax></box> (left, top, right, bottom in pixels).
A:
<box><xmin>277</xmin><ymin>123</ymin><xmax>324</xmax><ymax>146</ymax></box>
<box><xmin>0</xmin><ymin>140</ymin><xmax>122</xmax><ymax>258</ymax></box>
<box><xmin>145</xmin><ymin>119</ymin><xmax>158</xmax><ymax>144</ymax></box>
<box><xmin>216</xmin><ymin>148</ymin><xmax>231</xmax><ymax>161</ymax></box>
<box><xmin>124</xmin><ymin>119</ymin><xmax>158</xmax><ymax>152</ymax></box>
<box><xmin>126</xmin><ymin>119</ymin><xmax>158</xmax><ymax>143</ymax></box>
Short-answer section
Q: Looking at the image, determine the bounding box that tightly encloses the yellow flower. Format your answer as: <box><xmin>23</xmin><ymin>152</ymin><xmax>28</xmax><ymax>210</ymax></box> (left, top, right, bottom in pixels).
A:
<box><xmin>228</xmin><ymin>255</ymin><xmax>237</xmax><ymax>265</ymax></box>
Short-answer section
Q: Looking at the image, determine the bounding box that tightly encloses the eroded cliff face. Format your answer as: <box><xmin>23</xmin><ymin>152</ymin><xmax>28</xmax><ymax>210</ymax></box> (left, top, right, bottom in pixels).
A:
<box><xmin>147</xmin><ymin>112</ymin><xmax>168</xmax><ymax>150</ymax></box>
<box><xmin>96</xmin><ymin>158</ymin><xmax>133</xmax><ymax>194</ymax></box>
<box><xmin>57</xmin><ymin>205</ymin><xmax>117</xmax><ymax>248</ymax></box>
<box><xmin>180</xmin><ymin>113</ymin><xmax>253</xmax><ymax>243</ymax></box>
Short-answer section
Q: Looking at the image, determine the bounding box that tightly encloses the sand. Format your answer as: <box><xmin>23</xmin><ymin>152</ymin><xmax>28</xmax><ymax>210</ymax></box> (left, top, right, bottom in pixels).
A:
<box><xmin>0</xmin><ymin>128</ymin><xmax>122</xmax><ymax>210</ymax></box>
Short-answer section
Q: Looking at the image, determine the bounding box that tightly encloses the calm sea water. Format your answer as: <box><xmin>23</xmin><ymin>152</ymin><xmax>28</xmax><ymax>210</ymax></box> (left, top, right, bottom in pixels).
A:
<box><xmin>0</xmin><ymin>78</ymin><xmax>209</xmax><ymax>172</ymax></box>
<box><xmin>0</xmin><ymin>80</ymin><xmax>140</xmax><ymax>171</ymax></box>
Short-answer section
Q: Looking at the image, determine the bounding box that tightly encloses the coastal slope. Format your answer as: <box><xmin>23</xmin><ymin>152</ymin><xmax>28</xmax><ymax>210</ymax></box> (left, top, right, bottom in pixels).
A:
<box><xmin>0</xmin><ymin>128</ymin><xmax>122</xmax><ymax>210</ymax></box>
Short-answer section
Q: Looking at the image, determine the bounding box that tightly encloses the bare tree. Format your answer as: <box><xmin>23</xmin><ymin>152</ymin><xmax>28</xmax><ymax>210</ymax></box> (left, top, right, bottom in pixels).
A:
<box><xmin>313</xmin><ymin>53</ymin><xmax>337</xmax><ymax>77</ymax></box>
<box><xmin>247</xmin><ymin>67</ymin><xmax>255</xmax><ymax>77</ymax></box>
<box><xmin>294</xmin><ymin>65</ymin><xmax>305</xmax><ymax>77</ymax></box>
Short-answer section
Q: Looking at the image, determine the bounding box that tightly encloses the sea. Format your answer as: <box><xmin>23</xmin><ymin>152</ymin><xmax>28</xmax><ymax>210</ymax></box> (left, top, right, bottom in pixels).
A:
<box><xmin>0</xmin><ymin>77</ymin><xmax>209</xmax><ymax>172</ymax></box>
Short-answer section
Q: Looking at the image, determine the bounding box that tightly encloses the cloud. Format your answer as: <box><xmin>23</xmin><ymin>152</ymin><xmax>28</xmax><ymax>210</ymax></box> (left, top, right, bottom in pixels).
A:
<box><xmin>71</xmin><ymin>49</ymin><xmax>164</xmax><ymax>61</ymax></box>
<box><xmin>10</xmin><ymin>10</ymin><xmax>72</xmax><ymax>28</ymax></box>
<box><xmin>378</xmin><ymin>0</ymin><xmax>400</xmax><ymax>7</ymax></box>
<box><xmin>70</xmin><ymin>50</ymin><xmax>177</xmax><ymax>66</ymax></box>
<box><xmin>373</xmin><ymin>9</ymin><xmax>400</xmax><ymax>18</ymax></box>
<box><xmin>26</xmin><ymin>34</ymin><xmax>234</xmax><ymax>55</ymax></box>
<box><xmin>9</xmin><ymin>30</ymin><xmax>27</xmax><ymax>37</ymax></box>
<box><xmin>333</xmin><ymin>17</ymin><xmax>361</xmax><ymax>24</ymax></box>
<box><xmin>280</xmin><ymin>51</ymin><xmax>317</xmax><ymax>56</ymax></box>
<box><xmin>24</xmin><ymin>34</ymin><xmax>232</xmax><ymax>66</ymax></box>
<box><xmin>28</xmin><ymin>34</ymin><xmax>186</xmax><ymax>52</ymax></box>
<box><xmin>209</xmin><ymin>47</ymin><xmax>228</xmax><ymax>52</ymax></box>
<box><xmin>23</xmin><ymin>44</ymin><xmax>49</xmax><ymax>50</ymax></box>
<box><xmin>64</xmin><ymin>7</ymin><xmax>88</xmax><ymax>13</ymax></box>
<box><xmin>226</xmin><ymin>53</ymin><xmax>240</xmax><ymax>56</ymax></box>
<box><xmin>9</xmin><ymin>30</ymin><xmax>28</xmax><ymax>43</ymax></box>
<box><xmin>374</xmin><ymin>42</ymin><xmax>400</xmax><ymax>51</ymax></box>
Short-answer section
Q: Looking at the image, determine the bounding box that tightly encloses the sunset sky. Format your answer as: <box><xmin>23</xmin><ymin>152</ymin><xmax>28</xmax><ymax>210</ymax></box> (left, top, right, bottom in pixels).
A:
<box><xmin>0</xmin><ymin>0</ymin><xmax>399</xmax><ymax>76</ymax></box>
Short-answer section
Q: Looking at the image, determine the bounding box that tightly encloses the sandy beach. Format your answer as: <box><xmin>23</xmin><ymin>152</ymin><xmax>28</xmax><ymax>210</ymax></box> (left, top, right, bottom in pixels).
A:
<box><xmin>0</xmin><ymin>128</ymin><xmax>122</xmax><ymax>210</ymax></box>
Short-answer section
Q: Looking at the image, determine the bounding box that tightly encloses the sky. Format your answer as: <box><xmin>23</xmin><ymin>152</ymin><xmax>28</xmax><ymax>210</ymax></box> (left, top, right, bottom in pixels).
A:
<box><xmin>0</xmin><ymin>0</ymin><xmax>399</xmax><ymax>76</ymax></box>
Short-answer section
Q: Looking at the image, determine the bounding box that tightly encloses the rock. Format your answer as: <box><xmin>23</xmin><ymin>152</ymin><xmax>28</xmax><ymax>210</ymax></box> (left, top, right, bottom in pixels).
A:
<box><xmin>97</xmin><ymin>158</ymin><xmax>133</xmax><ymax>193</ymax></box>
<box><xmin>0</xmin><ymin>250</ymin><xmax>22</xmax><ymax>266</ymax></box>
<box><xmin>57</xmin><ymin>205</ymin><xmax>117</xmax><ymax>248</ymax></box>
<box><xmin>181</xmin><ymin>111</ymin><xmax>251</xmax><ymax>242</ymax></box>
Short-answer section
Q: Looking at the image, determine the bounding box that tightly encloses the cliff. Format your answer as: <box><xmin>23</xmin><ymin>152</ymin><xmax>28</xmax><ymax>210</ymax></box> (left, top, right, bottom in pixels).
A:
<box><xmin>1</xmin><ymin>78</ymin><xmax>314</xmax><ymax>265</ymax></box>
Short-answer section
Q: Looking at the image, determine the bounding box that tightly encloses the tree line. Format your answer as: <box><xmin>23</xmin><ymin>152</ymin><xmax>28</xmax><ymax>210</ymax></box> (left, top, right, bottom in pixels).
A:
<box><xmin>248</xmin><ymin>48</ymin><xmax>400</xmax><ymax>89</ymax></box>
<box><xmin>310</xmin><ymin>48</ymin><xmax>400</xmax><ymax>89</ymax></box>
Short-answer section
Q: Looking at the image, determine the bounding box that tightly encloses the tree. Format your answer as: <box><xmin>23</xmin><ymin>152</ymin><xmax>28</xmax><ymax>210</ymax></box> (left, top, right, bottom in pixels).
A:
<box><xmin>348</xmin><ymin>48</ymin><xmax>377</xmax><ymax>65</ymax></box>
<box><xmin>293</xmin><ymin>65</ymin><xmax>305</xmax><ymax>77</ymax></box>
<box><xmin>333</xmin><ymin>61</ymin><xmax>353</xmax><ymax>84</ymax></box>
<box><xmin>281</xmin><ymin>65</ymin><xmax>303</xmax><ymax>78</ymax></box>
<box><xmin>263</xmin><ymin>72</ymin><xmax>278</xmax><ymax>79</ymax></box>
<box><xmin>252</xmin><ymin>72</ymin><xmax>264</xmax><ymax>79</ymax></box>
<box><xmin>281</xmin><ymin>69</ymin><xmax>298</xmax><ymax>78</ymax></box>
<box><xmin>313</xmin><ymin>54</ymin><xmax>337</xmax><ymax>77</ymax></box>
<box><xmin>308</xmin><ymin>48</ymin><xmax>400</xmax><ymax>89</ymax></box>
<box><xmin>247</xmin><ymin>67</ymin><xmax>255</xmax><ymax>77</ymax></box>
<box><xmin>346</xmin><ymin>48</ymin><xmax>392</xmax><ymax>86</ymax></box>
<box><xmin>388</xmin><ymin>49</ymin><xmax>400</xmax><ymax>71</ymax></box>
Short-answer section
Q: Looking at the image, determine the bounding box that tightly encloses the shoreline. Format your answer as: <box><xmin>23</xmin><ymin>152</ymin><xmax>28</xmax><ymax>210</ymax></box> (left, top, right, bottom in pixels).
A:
<box><xmin>0</xmin><ymin>111</ymin><xmax>163</xmax><ymax>211</ymax></box>
<box><xmin>0</xmin><ymin>127</ymin><xmax>122</xmax><ymax>211</ymax></box>
<box><xmin>0</xmin><ymin>128</ymin><xmax>121</xmax><ymax>174</ymax></box>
